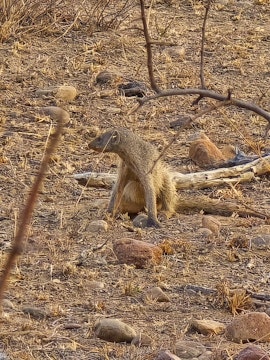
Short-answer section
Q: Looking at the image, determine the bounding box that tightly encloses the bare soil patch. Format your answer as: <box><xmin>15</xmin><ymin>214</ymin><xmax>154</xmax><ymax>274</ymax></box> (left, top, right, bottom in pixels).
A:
<box><xmin>0</xmin><ymin>1</ymin><xmax>270</xmax><ymax>359</ymax></box>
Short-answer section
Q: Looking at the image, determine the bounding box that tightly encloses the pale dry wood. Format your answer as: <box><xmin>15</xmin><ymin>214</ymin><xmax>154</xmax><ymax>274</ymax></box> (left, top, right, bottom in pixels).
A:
<box><xmin>74</xmin><ymin>155</ymin><xmax>270</xmax><ymax>190</ymax></box>
<box><xmin>74</xmin><ymin>156</ymin><xmax>269</xmax><ymax>218</ymax></box>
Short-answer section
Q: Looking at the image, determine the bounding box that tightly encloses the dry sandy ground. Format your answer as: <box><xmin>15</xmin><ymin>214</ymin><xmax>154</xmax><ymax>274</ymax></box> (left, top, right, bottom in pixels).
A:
<box><xmin>0</xmin><ymin>0</ymin><xmax>270</xmax><ymax>359</ymax></box>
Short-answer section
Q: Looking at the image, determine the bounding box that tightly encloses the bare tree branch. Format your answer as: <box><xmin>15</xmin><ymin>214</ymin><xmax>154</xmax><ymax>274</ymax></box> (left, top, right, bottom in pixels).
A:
<box><xmin>139</xmin><ymin>0</ymin><xmax>161</xmax><ymax>93</ymax></box>
<box><xmin>192</xmin><ymin>0</ymin><xmax>211</xmax><ymax>105</ymax></box>
<box><xmin>0</xmin><ymin>107</ymin><xmax>67</xmax><ymax>303</ymax></box>
<box><xmin>200</xmin><ymin>0</ymin><xmax>211</xmax><ymax>89</ymax></box>
<box><xmin>138</xmin><ymin>0</ymin><xmax>270</xmax><ymax>138</ymax></box>
<box><xmin>138</xmin><ymin>88</ymin><xmax>270</xmax><ymax>137</ymax></box>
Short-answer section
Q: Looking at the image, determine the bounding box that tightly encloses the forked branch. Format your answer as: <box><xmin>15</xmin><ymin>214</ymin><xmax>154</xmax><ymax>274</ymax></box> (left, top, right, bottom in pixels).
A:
<box><xmin>138</xmin><ymin>0</ymin><xmax>270</xmax><ymax>138</ymax></box>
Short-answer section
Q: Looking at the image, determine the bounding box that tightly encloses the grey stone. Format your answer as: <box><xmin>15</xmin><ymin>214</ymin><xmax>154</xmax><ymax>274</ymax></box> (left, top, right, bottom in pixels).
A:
<box><xmin>175</xmin><ymin>340</ymin><xmax>206</xmax><ymax>358</ymax></box>
<box><xmin>94</xmin><ymin>318</ymin><xmax>136</xmax><ymax>343</ymax></box>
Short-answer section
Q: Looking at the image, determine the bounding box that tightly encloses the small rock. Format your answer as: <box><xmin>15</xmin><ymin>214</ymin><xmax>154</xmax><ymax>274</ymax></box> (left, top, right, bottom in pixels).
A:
<box><xmin>36</xmin><ymin>88</ymin><xmax>53</xmax><ymax>97</ymax></box>
<box><xmin>55</xmin><ymin>85</ymin><xmax>77</xmax><ymax>101</ymax></box>
<box><xmin>145</xmin><ymin>287</ymin><xmax>170</xmax><ymax>302</ymax></box>
<box><xmin>113</xmin><ymin>238</ymin><xmax>163</xmax><ymax>269</ymax></box>
<box><xmin>132</xmin><ymin>214</ymin><xmax>148</xmax><ymax>228</ymax></box>
<box><xmin>175</xmin><ymin>340</ymin><xmax>206</xmax><ymax>358</ymax></box>
<box><xmin>131</xmin><ymin>333</ymin><xmax>153</xmax><ymax>347</ymax></box>
<box><xmin>155</xmin><ymin>349</ymin><xmax>181</xmax><ymax>360</ymax></box>
<box><xmin>197</xmin><ymin>227</ymin><xmax>213</xmax><ymax>239</ymax></box>
<box><xmin>91</xmin><ymin>199</ymin><xmax>108</xmax><ymax>209</ymax></box>
<box><xmin>226</xmin><ymin>312</ymin><xmax>270</xmax><ymax>343</ymax></box>
<box><xmin>191</xmin><ymin>319</ymin><xmax>225</xmax><ymax>335</ymax></box>
<box><xmin>0</xmin><ymin>352</ymin><xmax>8</xmax><ymax>360</ymax></box>
<box><xmin>36</xmin><ymin>85</ymin><xmax>77</xmax><ymax>101</ymax></box>
<box><xmin>118</xmin><ymin>81</ymin><xmax>146</xmax><ymax>98</ymax></box>
<box><xmin>96</xmin><ymin>70</ymin><xmax>122</xmax><ymax>85</ymax></box>
<box><xmin>88</xmin><ymin>220</ymin><xmax>108</xmax><ymax>232</ymax></box>
<box><xmin>235</xmin><ymin>345</ymin><xmax>269</xmax><ymax>360</ymax></box>
<box><xmin>22</xmin><ymin>306</ymin><xmax>48</xmax><ymax>320</ymax></box>
<box><xmin>202</xmin><ymin>215</ymin><xmax>221</xmax><ymax>236</ymax></box>
<box><xmin>96</xmin><ymin>71</ymin><xmax>114</xmax><ymax>85</ymax></box>
<box><xmin>93</xmin><ymin>318</ymin><xmax>136</xmax><ymax>343</ymax></box>
<box><xmin>169</xmin><ymin>115</ymin><xmax>192</xmax><ymax>129</ymax></box>
<box><xmin>63</xmin><ymin>323</ymin><xmax>82</xmax><ymax>330</ymax></box>
<box><xmin>88</xmin><ymin>280</ymin><xmax>105</xmax><ymax>290</ymax></box>
<box><xmin>2</xmin><ymin>299</ymin><xmax>15</xmax><ymax>309</ymax></box>
<box><xmin>198</xmin><ymin>351</ymin><xmax>213</xmax><ymax>360</ymax></box>
<box><xmin>251</xmin><ymin>235</ymin><xmax>270</xmax><ymax>250</ymax></box>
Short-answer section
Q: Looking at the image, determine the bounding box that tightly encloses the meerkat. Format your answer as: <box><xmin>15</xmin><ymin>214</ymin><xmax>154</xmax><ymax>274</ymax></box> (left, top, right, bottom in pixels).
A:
<box><xmin>89</xmin><ymin>128</ymin><xmax>177</xmax><ymax>228</ymax></box>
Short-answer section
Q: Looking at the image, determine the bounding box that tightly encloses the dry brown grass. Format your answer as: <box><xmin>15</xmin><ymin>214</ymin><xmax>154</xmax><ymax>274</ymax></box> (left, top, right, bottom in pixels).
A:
<box><xmin>0</xmin><ymin>0</ymin><xmax>269</xmax><ymax>359</ymax></box>
<box><xmin>0</xmin><ymin>0</ymin><xmax>134</xmax><ymax>42</ymax></box>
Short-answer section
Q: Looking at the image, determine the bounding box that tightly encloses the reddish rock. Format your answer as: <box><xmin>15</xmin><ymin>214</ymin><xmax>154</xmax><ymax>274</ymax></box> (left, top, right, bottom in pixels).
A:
<box><xmin>235</xmin><ymin>345</ymin><xmax>269</xmax><ymax>360</ymax></box>
<box><xmin>113</xmin><ymin>238</ymin><xmax>163</xmax><ymax>268</ymax></box>
<box><xmin>226</xmin><ymin>312</ymin><xmax>270</xmax><ymax>343</ymax></box>
<box><xmin>202</xmin><ymin>215</ymin><xmax>221</xmax><ymax>236</ymax></box>
<box><xmin>189</xmin><ymin>133</ymin><xmax>226</xmax><ymax>168</ymax></box>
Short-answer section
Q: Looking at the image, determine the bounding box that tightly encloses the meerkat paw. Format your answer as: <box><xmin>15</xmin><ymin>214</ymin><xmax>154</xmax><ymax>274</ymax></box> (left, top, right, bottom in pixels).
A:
<box><xmin>146</xmin><ymin>217</ymin><xmax>161</xmax><ymax>228</ymax></box>
<box><xmin>132</xmin><ymin>214</ymin><xmax>160</xmax><ymax>228</ymax></box>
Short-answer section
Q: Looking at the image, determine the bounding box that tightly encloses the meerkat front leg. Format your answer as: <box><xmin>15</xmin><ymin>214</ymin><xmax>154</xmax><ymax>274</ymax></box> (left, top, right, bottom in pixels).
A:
<box><xmin>107</xmin><ymin>161</ymin><xmax>128</xmax><ymax>216</ymax></box>
<box><xmin>142</xmin><ymin>175</ymin><xmax>160</xmax><ymax>228</ymax></box>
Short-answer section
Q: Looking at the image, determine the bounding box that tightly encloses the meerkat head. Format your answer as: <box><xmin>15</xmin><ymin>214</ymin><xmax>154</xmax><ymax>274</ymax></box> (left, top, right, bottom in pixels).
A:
<box><xmin>89</xmin><ymin>129</ymin><xmax>121</xmax><ymax>153</ymax></box>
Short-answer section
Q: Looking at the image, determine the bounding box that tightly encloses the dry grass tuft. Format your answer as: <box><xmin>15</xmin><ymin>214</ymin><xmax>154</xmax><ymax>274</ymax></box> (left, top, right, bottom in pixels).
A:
<box><xmin>1</xmin><ymin>0</ymin><xmax>269</xmax><ymax>358</ymax></box>
<box><xmin>216</xmin><ymin>281</ymin><xmax>253</xmax><ymax>315</ymax></box>
<box><xmin>0</xmin><ymin>0</ymin><xmax>134</xmax><ymax>42</ymax></box>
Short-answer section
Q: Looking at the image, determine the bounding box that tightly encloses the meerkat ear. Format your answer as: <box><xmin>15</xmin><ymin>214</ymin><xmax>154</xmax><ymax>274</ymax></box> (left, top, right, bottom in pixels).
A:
<box><xmin>111</xmin><ymin>130</ymin><xmax>120</xmax><ymax>144</ymax></box>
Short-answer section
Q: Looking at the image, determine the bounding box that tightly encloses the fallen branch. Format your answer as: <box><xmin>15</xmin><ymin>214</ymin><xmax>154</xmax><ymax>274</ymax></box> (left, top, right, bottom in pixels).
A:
<box><xmin>74</xmin><ymin>155</ymin><xmax>269</xmax><ymax>218</ymax></box>
<box><xmin>74</xmin><ymin>155</ymin><xmax>270</xmax><ymax>190</ymax></box>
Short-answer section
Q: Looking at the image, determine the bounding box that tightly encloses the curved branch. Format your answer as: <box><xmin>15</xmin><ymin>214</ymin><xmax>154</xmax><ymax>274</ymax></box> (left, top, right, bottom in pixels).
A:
<box><xmin>138</xmin><ymin>88</ymin><xmax>270</xmax><ymax>136</ymax></box>
<box><xmin>138</xmin><ymin>0</ymin><xmax>270</xmax><ymax>138</ymax></box>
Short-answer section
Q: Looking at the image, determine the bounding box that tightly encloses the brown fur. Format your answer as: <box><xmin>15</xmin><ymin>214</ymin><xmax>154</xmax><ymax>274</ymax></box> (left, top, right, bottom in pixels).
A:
<box><xmin>89</xmin><ymin>128</ymin><xmax>177</xmax><ymax>227</ymax></box>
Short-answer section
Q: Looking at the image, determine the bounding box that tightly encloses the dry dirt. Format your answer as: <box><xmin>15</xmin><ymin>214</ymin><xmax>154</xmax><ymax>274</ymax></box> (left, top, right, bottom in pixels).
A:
<box><xmin>0</xmin><ymin>1</ymin><xmax>270</xmax><ymax>359</ymax></box>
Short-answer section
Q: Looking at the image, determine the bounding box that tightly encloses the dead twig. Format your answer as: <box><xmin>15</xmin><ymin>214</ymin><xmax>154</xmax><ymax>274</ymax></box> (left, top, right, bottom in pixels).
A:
<box><xmin>192</xmin><ymin>0</ymin><xmax>211</xmax><ymax>105</ymax></box>
<box><xmin>138</xmin><ymin>0</ymin><xmax>270</xmax><ymax>138</ymax></box>
<box><xmin>139</xmin><ymin>0</ymin><xmax>161</xmax><ymax>93</ymax></box>
<box><xmin>200</xmin><ymin>0</ymin><xmax>211</xmax><ymax>89</ymax></box>
<box><xmin>0</xmin><ymin>107</ymin><xmax>66</xmax><ymax>303</ymax></box>
<box><xmin>138</xmin><ymin>88</ymin><xmax>270</xmax><ymax>138</ymax></box>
